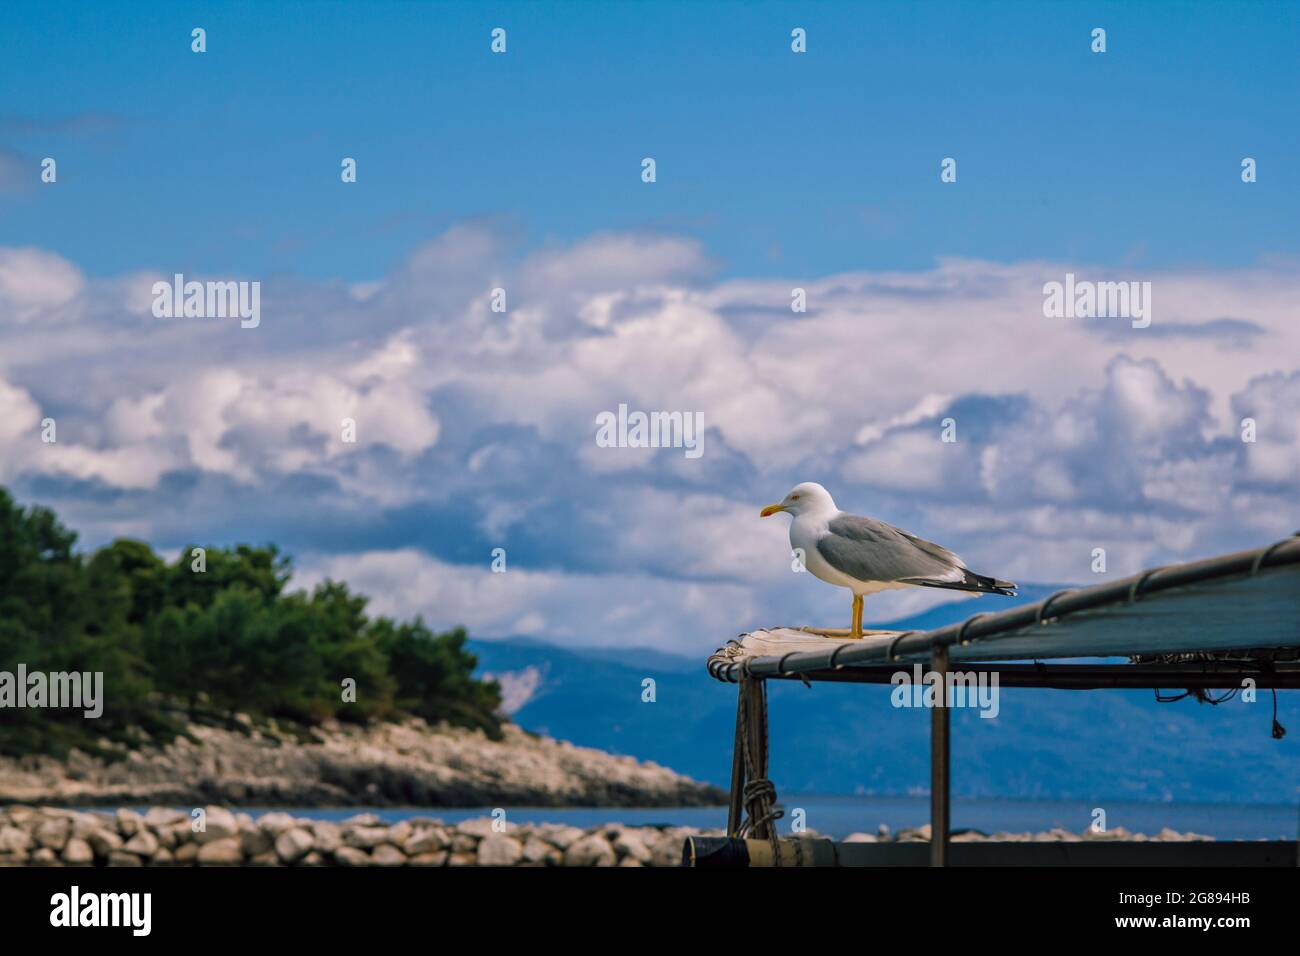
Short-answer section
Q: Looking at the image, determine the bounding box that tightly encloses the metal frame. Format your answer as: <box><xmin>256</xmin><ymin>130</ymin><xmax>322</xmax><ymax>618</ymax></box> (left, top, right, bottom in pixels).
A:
<box><xmin>709</xmin><ymin>535</ymin><xmax>1300</xmax><ymax>684</ymax></box>
<box><xmin>758</xmin><ymin>661</ymin><xmax>1300</xmax><ymax>689</ymax></box>
<box><xmin>929</xmin><ymin>644</ymin><xmax>949</xmax><ymax>867</ymax></box>
<box><xmin>712</xmin><ymin>535</ymin><xmax>1300</xmax><ymax>866</ymax></box>
<box><xmin>728</xmin><ymin>659</ymin><xmax>1300</xmax><ymax>866</ymax></box>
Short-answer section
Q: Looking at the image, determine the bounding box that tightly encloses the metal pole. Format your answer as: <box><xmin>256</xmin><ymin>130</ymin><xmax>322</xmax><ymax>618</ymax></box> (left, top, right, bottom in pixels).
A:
<box><xmin>750</xmin><ymin>662</ymin><xmax>1300</xmax><ymax>689</ymax></box>
<box><xmin>930</xmin><ymin>644</ymin><xmax>950</xmax><ymax>867</ymax></box>
<box><xmin>727</xmin><ymin>689</ymin><xmax>745</xmax><ymax>836</ymax></box>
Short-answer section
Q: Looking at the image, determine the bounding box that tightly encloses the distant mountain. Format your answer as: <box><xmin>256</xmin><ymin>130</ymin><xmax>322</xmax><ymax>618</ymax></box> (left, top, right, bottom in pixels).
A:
<box><xmin>473</xmin><ymin>589</ymin><xmax>1300</xmax><ymax>805</ymax></box>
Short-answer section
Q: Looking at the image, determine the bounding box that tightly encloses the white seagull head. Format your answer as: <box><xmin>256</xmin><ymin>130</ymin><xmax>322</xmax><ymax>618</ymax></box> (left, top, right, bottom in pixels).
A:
<box><xmin>760</xmin><ymin>481</ymin><xmax>838</xmax><ymax>519</ymax></box>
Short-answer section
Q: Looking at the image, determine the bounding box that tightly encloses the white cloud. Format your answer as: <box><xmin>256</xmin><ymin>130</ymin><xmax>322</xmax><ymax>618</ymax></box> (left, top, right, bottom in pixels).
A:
<box><xmin>293</xmin><ymin>548</ymin><xmax>762</xmax><ymax>656</ymax></box>
<box><xmin>0</xmin><ymin>375</ymin><xmax>42</xmax><ymax>478</ymax></box>
<box><xmin>1233</xmin><ymin>371</ymin><xmax>1300</xmax><ymax>485</ymax></box>
<box><xmin>2</xmin><ymin>232</ymin><xmax>1298</xmax><ymax>654</ymax></box>
<box><xmin>0</xmin><ymin>248</ymin><xmax>84</xmax><ymax>322</ymax></box>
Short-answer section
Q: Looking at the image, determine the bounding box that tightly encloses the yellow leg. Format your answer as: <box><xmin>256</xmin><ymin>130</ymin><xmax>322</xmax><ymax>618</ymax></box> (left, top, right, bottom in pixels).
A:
<box><xmin>851</xmin><ymin>595</ymin><xmax>863</xmax><ymax>639</ymax></box>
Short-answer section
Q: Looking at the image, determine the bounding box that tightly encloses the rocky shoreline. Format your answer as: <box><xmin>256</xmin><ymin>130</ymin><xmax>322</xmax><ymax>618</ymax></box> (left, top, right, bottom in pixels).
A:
<box><xmin>0</xmin><ymin>806</ymin><xmax>704</xmax><ymax>867</ymax></box>
<box><xmin>0</xmin><ymin>806</ymin><xmax>1215</xmax><ymax>867</ymax></box>
<box><xmin>0</xmin><ymin>717</ymin><xmax>724</xmax><ymax>808</ymax></box>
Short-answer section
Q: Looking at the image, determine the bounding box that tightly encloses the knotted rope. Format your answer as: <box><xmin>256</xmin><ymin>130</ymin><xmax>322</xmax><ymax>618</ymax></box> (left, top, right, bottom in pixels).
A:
<box><xmin>732</xmin><ymin>669</ymin><xmax>784</xmax><ymax>864</ymax></box>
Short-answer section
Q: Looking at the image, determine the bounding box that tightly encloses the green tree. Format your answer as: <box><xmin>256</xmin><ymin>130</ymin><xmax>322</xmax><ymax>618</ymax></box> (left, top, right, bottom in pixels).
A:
<box><xmin>0</xmin><ymin>488</ymin><xmax>502</xmax><ymax>756</ymax></box>
<box><xmin>374</xmin><ymin>622</ymin><xmax>502</xmax><ymax>738</ymax></box>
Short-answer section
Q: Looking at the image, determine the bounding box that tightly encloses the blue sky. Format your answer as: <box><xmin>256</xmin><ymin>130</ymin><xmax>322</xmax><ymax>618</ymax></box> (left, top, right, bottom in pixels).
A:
<box><xmin>1</xmin><ymin>1</ymin><xmax>1298</xmax><ymax>655</ymax></box>
<box><xmin>3</xmin><ymin>0</ymin><xmax>1298</xmax><ymax>281</ymax></box>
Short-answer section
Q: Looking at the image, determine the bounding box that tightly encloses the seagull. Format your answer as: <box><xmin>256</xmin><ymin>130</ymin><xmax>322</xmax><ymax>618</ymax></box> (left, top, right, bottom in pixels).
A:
<box><xmin>760</xmin><ymin>481</ymin><xmax>1016</xmax><ymax>639</ymax></box>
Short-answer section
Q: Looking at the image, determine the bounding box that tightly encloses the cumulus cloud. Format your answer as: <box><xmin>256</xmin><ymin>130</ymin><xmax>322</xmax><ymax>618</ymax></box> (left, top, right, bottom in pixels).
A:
<box><xmin>1233</xmin><ymin>371</ymin><xmax>1300</xmax><ymax>487</ymax></box>
<box><xmin>293</xmin><ymin>548</ymin><xmax>763</xmax><ymax>655</ymax></box>
<box><xmin>0</xmin><ymin>247</ymin><xmax>84</xmax><ymax>320</ymax></box>
<box><xmin>979</xmin><ymin>357</ymin><xmax>1216</xmax><ymax>509</ymax></box>
<box><xmin>0</xmin><ymin>228</ymin><xmax>1297</xmax><ymax>654</ymax></box>
<box><xmin>0</xmin><ymin>375</ymin><xmax>41</xmax><ymax>474</ymax></box>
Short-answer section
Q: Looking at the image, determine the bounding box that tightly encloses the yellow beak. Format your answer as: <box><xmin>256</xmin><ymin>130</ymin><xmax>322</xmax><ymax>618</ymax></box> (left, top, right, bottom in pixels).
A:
<box><xmin>759</xmin><ymin>503</ymin><xmax>787</xmax><ymax>518</ymax></box>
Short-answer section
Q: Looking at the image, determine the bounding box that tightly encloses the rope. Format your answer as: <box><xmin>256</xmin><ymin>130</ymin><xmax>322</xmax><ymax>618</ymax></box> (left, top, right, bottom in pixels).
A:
<box><xmin>1152</xmin><ymin>665</ymin><xmax>1287</xmax><ymax>740</ymax></box>
<box><xmin>733</xmin><ymin>671</ymin><xmax>784</xmax><ymax>864</ymax></box>
<box><xmin>707</xmin><ymin>638</ymin><xmax>747</xmax><ymax>683</ymax></box>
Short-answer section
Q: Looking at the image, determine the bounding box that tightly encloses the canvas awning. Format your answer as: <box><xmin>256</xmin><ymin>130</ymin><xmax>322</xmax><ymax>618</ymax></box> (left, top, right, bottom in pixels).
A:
<box><xmin>710</xmin><ymin>533</ymin><xmax>1300</xmax><ymax>868</ymax></box>
<box><xmin>708</xmin><ymin>534</ymin><xmax>1300</xmax><ymax>683</ymax></box>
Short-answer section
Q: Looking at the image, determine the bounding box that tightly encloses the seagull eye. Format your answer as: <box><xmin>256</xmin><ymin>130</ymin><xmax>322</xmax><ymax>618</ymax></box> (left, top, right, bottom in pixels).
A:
<box><xmin>790</xmin><ymin>494</ymin><xmax>800</xmax><ymax>500</ymax></box>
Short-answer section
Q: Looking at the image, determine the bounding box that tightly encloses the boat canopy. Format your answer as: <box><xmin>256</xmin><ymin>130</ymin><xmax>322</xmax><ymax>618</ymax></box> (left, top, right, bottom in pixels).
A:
<box><xmin>709</xmin><ymin>534</ymin><xmax>1300</xmax><ymax>683</ymax></box>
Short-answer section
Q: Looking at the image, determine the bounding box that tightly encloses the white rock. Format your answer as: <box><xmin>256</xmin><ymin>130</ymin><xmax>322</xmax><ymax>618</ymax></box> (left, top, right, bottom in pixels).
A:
<box><xmin>564</xmin><ymin>834</ymin><xmax>617</xmax><ymax>867</ymax></box>
<box><xmin>310</xmin><ymin>822</ymin><xmax>342</xmax><ymax>853</ymax></box>
<box><xmin>71</xmin><ymin>812</ymin><xmax>106</xmax><ymax>840</ymax></box>
<box><xmin>332</xmin><ymin>846</ymin><xmax>371</xmax><ymax>866</ymax></box>
<box><xmin>342</xmin><ymin>825</ymin><xmax>390</xmax><ymax>849</ymax></box>
<box><xmin>370</xmin><ymin>844</ymin><xmax>407</xmax><ymax>866</ymax></box>
<box><xmin>0</xmin><ymin>827</ymin><xmax>33</xmax><ymax>853</ymax></box>
<box><xmin>612</xmin><ymin>830</ymin><xmax>652</xmax><ymax>862</ymax></box>
<box><xmin>123</xmin><ymin>830</ymin><xmax>159</xmax><ymax>857</ymax></box>
<box><xmin>86</xmin><ymin>828</ymin><xmax>123</xmax><ymax>856</ymax></box>
<box><xmin>115</xmin><ymin>809</ymin><xmax>142</xmax><ymax>837</ymax></box>
<box><xmin>456</xmin><ymin>817</ymin><xmax>500</xmax><ymax>838</ymax></box>
<box><xmin>62</xmin><ymin>838</ymin><xmax>95</xmax><ymax>864</ymax></box>
<box><xmin>195</xmin><ymin>806</ymin><xmax>239</xmax><ymax>844</ymax></box>
<box><xmin>275</xmin><ymin>828</ymin><xmax>315</xmax><ymax>864</ymax></box>
<box><xmin>650</xmin><ymin>835</ymin><xmax>686</xmax><ymax>867</ymax></box>
<box><xmin>34</xmin><ymin>817</ymin><xmax>71</xmax><ymax>850</ymax></box>
<box><xmin>197</xmin><ymin>837</ymin><xmax>243</xmax><ymax>865</ymax></box>
<box><xmin>257</xmin><ymin>812</ymin><xmax>300</xmax><ymax>837</ymax></box>
<box><xmin>522</xmin><ymin>837</ymin><xmax>559</xmax><ymax>864</ymax></box>
<box><xmin>403</xmin><ymin>828</ymin><xmax>447</xmax><ymax>855</ymax></box>
<box><xmin>143</xmin><ymin>807</ymin><xmax>187</xmax><ymax>829</ymax></box>
<box><xmin>477</xmin><ymin>834</ymin><xmax>523</xmax><ymax>866</ymax></box>
<box><xmin>240</xmin><ymin>827</ymin><xmax>273</xmax><ymax>856</ymax></box>
<box><xmin>409</xmin><ymin>851</ymin><xmax>448</xmax><ymax>867</ymax></box>
<box><xmin>542</xmin><ymin>825</ymin><xmax>586</xmax><ymax>849</ymax></box>
<box><xmin>450</xmin><ymin>833</ymin><xmax>479</xmax><ymax>852</ymax></box>
<box><xmin>174</xmin><ymin>842</ymin><xmax>199</xmax><ymax>864</ymax></box>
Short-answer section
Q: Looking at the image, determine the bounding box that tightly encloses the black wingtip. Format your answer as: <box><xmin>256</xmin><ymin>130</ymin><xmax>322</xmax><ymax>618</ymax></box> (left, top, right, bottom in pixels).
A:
<box><xmin>975</xmin><ymin>573</ymin><xmax>1017</xmax><ymax>596</ymax></box>
<box><xmin>909</xmin><ymin>575</ymin><xmax>1018</xmax><ymax>597</ymax></box>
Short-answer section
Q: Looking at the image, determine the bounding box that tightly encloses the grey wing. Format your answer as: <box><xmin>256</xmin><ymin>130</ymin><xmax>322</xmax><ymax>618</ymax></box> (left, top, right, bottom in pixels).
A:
<box><xmin>817</xmin><ymin>515</ymin><xmax>962</xmax><ymax>584</ymax></box>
